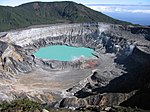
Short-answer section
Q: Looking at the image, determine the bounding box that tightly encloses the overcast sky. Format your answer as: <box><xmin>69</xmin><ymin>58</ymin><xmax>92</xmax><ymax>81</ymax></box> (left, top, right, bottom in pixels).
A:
<box><xmin>0</xmin><ymin>0</ymin><xmax>150</xmax><ymax>6</ymax></box>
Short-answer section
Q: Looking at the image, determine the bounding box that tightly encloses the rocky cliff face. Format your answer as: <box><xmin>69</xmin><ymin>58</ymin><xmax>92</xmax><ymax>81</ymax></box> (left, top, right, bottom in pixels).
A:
<box><xmin>0</xmin><ymin>23</ymin><xmax>150</xmax><ymax>110</ymax></box>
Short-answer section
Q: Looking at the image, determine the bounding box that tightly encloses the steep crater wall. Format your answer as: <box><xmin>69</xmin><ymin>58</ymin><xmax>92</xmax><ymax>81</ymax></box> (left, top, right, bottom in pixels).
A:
<box><xmin>0</xmin><ymin>23</ymin><xmax>150</xmax><ymax>110</ymax></box>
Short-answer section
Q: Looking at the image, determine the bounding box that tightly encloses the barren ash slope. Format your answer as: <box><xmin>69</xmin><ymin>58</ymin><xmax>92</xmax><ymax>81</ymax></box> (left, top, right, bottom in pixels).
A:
<box><xmin>0</xmin><ymin>1</ymin><xmax>150</xmax><ymax>111</ymax></box>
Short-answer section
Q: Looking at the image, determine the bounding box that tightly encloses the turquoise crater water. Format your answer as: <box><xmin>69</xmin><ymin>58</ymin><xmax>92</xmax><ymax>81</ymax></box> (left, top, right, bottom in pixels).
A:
<box><xmin>34</xmin><ymin>45</ymin><xmax>94</xmax><ymax>61</ymax></box>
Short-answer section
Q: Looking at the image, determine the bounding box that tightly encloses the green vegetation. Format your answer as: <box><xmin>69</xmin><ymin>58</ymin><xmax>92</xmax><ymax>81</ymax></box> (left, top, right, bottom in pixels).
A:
<box><xmin>0</xmin><ymin>98</ymin><xmax>43</xmax><ymax>112</ymax></box>
<box><xmin>0</xmin><ymin>98</ymin><xmax>149</xmax><ymax>112</ymax></box>
<box><xmin>0</xmin><ymin>98</ymin><xmax>98</xmax><ymax>112</ymax></box>
<box><xmin>0</xmin><ymin>1</ymin><xmax>131</xmax><ymax>32</ymax></box>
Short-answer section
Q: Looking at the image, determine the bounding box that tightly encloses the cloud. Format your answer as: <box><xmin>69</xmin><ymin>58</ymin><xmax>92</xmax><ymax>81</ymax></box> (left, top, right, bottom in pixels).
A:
<box><xmin>129</xmin><ymin>9</ymin><xmax>150</xmax><ymax>13</ymax></box>
<box><xmin>0</xmin><ymin>0</ymin><xmax>36</xmax><ymax>6</ymax></box>
<box><xmin>88</xmin><ymin>5</ymin><xmax>150</xmax><ymax>14</ymax></box>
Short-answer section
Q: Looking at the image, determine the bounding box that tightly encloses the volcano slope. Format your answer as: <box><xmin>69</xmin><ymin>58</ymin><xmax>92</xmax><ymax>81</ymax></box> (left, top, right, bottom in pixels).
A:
<box><xmin>0</xmin><ymin>23</ymin><xmax>150</xmax><ymax>110</ymax></box>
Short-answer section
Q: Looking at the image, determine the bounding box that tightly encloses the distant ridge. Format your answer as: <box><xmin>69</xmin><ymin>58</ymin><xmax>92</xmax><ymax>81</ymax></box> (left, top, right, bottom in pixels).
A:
<box><xmin>0</xmin><ymin>1</ymin><xmax>131</xmax><ymax>32</ymax></box>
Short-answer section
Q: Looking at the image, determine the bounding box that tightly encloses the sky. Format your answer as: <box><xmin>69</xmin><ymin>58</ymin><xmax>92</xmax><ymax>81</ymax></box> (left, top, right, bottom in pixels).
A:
<box><xmin>0</xmin><ymin>0</ymin><xmax>150</xmax><ymax>6</ymax></box>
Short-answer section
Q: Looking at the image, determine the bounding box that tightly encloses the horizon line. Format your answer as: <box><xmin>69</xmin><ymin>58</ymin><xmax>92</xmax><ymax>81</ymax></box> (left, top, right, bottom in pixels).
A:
<box><xmin>86</xmin><ymin>4</ymin><xmax>150</xmax><ymax>6</ymax></box>
<box><xmin>1</xmin><ymin>1</ymin><xmax>150</xmax><ymax>7</ymax></box>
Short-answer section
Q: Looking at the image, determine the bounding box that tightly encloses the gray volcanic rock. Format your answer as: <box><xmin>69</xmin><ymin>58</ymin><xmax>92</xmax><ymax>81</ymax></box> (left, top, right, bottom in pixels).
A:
<box><xmin>130</xmin><ymin>26</ymin><xmax>150</xmax><ymax>41</ymax></box>
<box><xmin>0</xmin><ymin>41</ymin><xmax>8</xmax><ymax>56</ymax></box>
<box><xmin>0</xmin><ymin>42</ymin><xmax>33</xmax><ymax>75</ymax></box>
<box><xmin>59</xmin><ymin>94</ymin><xmax>102</xmax><ymax>109</ymax></box>
<box><xmin>59</xmin><ymin>92</ymin><xmax>135</xmax><ymax>110</ymax></box>
<box><xmin>0</xmin><ymin>23</ymin><xmax>150</xmax><ymax>110</ymax></box>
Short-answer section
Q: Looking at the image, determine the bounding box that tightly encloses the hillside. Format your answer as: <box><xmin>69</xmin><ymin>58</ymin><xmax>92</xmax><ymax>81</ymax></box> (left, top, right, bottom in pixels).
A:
<box><xmin>0</xmin><ymin>1</ymin><xmax>131</xmax><ymax>32</ymax></box>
